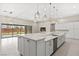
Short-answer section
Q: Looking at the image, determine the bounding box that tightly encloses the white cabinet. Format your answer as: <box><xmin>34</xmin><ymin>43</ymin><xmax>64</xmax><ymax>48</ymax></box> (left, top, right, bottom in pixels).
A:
<box><xmin>61</xmin><ymin>34</ymin><xmax>65</xmax><ymax>44</ymax></box>
<box><xmin>24</xmin><ymin>39</ymin><xmax>30</xmax><ymax>56</ymax></box>
<box><xmin>18</xmin><ymin>37</ymin><xmax>24</xmax><ymax>55</ymax></box>
<box><xmin>18</xmin><ymin>37</ymin><xmax>45</xmax><ymax>56</ymax></box>
<box><xmin>18</xmin><ymin>32</ymin><xmax>66</xmax><ymax>56</ymax></box>
<box><xmin>23</xmin><ymin>39</ymin><xmax>37</xmax><ymax>56</ymax></box>
<box><xmin>37</xmin><ymin>40</ymin><xmax>45</xmax><ymax>56</ymax></box>
<box><xmin>18</xmin><ymin>37</ymin><xmax>30</xmax><ymax>56</ymax></box>
<box><xmin>46</xmin><ymin>40</ymin><xmax>53</xmax><ymax>56</ymax></box>
<box><xmin>57</xmin><ymin>34</ymin><xmax>65</xmax><ymax>48</ymax></box>
<box><xmin>57</xmin><ymin>36</ymin><xmax>63</xmax><ymax>48</ymax></box>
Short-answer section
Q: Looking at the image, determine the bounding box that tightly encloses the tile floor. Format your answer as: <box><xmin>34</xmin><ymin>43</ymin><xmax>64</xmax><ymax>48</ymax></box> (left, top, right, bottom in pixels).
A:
<box><xmin>0</xmin><ymin>37</ymin><xmax>79</xmax><ymax>56</ymax></box>
<box><xmin>0</xmin><ymin>37</ymin><xmax>20</xmax><ymax>56</ymax></box>
<box><xmin>53</xmin><ymin>39</ymin><xmax>79</xmax><ymax>56</ymax></box>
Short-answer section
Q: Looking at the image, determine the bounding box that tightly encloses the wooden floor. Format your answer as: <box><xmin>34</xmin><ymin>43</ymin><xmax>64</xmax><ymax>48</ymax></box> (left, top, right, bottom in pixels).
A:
<box><xmin>0</xmin><ymin>37</ymin><xmax>79</xmax><ymax>56</ymax></box>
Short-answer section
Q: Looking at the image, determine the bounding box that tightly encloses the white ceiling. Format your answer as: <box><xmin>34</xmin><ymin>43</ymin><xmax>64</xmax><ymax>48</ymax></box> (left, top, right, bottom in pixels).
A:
<box><xmin>0</xmin><ymin>3</ymin><xmax>79</xmax><ymax>21</ymax></box>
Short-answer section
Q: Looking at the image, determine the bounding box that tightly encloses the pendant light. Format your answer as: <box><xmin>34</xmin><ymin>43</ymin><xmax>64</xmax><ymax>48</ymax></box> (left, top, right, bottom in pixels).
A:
<box><xmin>43</xmin><ymin>6</ymin><xmax>47</xmax><ymax>21</ymax></box>
<box><xmin>34</xmin><ymin>3</ymin><xmax>40</xmax><ymax>22</ymax></box>
<box><xmin>34</xmin><ymin>3</ymin><xmax>54</xmax><ymax>22</ymax></box>
<box><xmin>49</xmin><ymin>3</ymin><xmax>52</xmax><ymax>20</ymax></box>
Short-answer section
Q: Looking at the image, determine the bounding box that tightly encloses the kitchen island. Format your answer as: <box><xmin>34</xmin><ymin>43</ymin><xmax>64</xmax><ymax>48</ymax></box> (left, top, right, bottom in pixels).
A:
<box><xmin>18</xmin><ymin>31</ymin><xmax>66</xmax><ymax>56</ymax></box>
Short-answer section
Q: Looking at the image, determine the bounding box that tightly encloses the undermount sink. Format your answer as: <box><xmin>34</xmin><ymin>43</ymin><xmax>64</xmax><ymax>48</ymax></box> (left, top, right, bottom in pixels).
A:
<box><xmin>51</xmin><ymin>34</ymin><xmax>58</xmax><ymax>36</ymax></box>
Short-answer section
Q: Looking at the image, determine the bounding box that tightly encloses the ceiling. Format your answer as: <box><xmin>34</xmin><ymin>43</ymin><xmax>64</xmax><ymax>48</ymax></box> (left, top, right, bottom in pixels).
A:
<box><xmin>0</xmin><ymin>3</ymin><xmax>79</xmax><ymax>21</ymax></box>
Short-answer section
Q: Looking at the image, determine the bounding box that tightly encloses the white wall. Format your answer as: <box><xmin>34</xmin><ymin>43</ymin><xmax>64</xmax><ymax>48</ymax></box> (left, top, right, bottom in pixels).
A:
<box><xmin>55</xmin><ymin>22</ymin><xmax>79</xmax><ymax>39</ymax></box>
<box><xmin>32</xmin><ymin>22</ymin><xmax>39</xmax><ymax>33</ymax></box>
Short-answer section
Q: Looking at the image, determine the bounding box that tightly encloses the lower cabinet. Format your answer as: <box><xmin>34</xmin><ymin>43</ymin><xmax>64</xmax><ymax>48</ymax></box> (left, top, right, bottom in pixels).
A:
<box><xmin>45</xmin><ymin>39</ymin><xmax>53</xmax><ymax>56</ymax></box>
<box><xmin>18</xmin><ymin>34</ymin><xmax>65</xmax><ymax>56</ymax></box>
<box><xmin>24</xmin><ymin>39</ymin><xmax>37</xmax><ymax>56</ymax></box>
<box><xmin>37</xmin><ymin>40</ymin><xmax>45</xmax><ymax>56</ymax></box>
<box><xmin>18</xmin><ymin>37</ymin><xmax>25</xmax><ymax>55</ymax></box>
<box><xmin>57</xmin><ymin>36</ymin><xmax>62</xmax><ymax>48</ymax></box>
<box><xmin>57</xmin><ymin>34</ymin><xmax>65</xmax><ymax>48</ymax></box>
<box><xmin>18</xmin><ymin>37</ymin><xmax>45</xmax><ymax>56</ymax></box>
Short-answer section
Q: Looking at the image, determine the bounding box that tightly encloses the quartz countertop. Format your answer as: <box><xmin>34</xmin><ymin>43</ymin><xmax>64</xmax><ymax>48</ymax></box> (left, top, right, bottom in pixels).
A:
<box><xmin>19</xmin><ymin>31</ymin><xmax>66</xmax><ymax>41</ymax></box>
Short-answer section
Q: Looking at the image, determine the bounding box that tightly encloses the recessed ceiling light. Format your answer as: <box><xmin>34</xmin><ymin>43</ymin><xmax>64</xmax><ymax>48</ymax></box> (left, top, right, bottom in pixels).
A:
<box><xmin>9</xmin><ymin>11</ymin><xmax>13</xmax><ymax>14</ymax></box>
<box><xmin>56</xmin><ymin>9</ymin><xmax>58</xmax><ymax>11</ymax></box>
<box><xmin>44</xmin><ymin>8</ymin><xmax>46</xmax><ymax>11</ymax></box>
<box><xmin>73</xmin><ymin>6</ymin><xmax>76</xmax><ymax>8</ymax></box>
<box><xmin>3</xmin><ymin>10</ymin><xmax>7</xmax><ymax>12</ymax></box>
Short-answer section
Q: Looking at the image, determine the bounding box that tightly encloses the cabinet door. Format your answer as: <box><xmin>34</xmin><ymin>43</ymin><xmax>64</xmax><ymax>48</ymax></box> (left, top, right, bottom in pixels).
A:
<box><xmin>57</xmin><ymin>35</ymin><xmax>65</xmax><ymax>48</ymax></box>
<box><xmin>18</xmin><ymin>37</ymin><xmax>24</xmax><ymax>55</ymax></box>
<box><xmin>49</xmin><ymin>40</ymin><xmax>53</xmax><ymax>54</ymax></box>
<box><xmin>37</xmin><ymin>40</ymin><xmax>45</xmax><ymax>56</ymax></box>
<box><xmin>57</xmin><ymin>36</ymin><xmax>63</xmax><ymax>47</ymax></box>
<box><xmin>29</xmin><ymin>40</ymin><xmax>36</xmax><ymax>56</ymax></box>
<box><xmin>57</xmin><ymin>36</ymin><xmax>61</xmax><ymax>48</ymax></box>
<box><xmin>61</xmin><ymin>35</ymin><xmax>65</xmax><ymax>44</ymax></box>
<box><xmin>21</xmin><ymin>38</ymin><xmax>37</xmax><ymax>56</ymax></box>
<box><xmin>46</xmin><ymin>40</ymin><xmax>53</xmax><ymax>56</ymax></box>
<box><xmin>24</xmin><ymin>39</ymin><xmax>30</xmax><ymax>56</ymax></box>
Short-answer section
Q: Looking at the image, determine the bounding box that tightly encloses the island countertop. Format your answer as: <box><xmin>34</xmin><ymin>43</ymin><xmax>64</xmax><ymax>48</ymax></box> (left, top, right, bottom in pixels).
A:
<box><xmin>19</xmin><ymin>31</ymin><xmax>66</xmax><ymax>41</ymax></box>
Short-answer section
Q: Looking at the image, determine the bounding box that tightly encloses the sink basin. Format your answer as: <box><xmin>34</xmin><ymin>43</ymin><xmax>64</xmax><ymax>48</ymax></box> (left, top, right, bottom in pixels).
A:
<box><xmin>52</xmin><ymin>34</ymin><xmax>58</xmax><ymax>36</ymax></box>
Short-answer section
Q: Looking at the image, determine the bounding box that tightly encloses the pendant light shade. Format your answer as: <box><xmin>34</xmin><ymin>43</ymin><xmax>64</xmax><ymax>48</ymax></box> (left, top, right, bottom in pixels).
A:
<box><xmin>34</xmin><ymin>3</ymin><xmax>56</xmax><ymax>22</ymax></box>
<box><xmin>34</xmin><ymin>11</ymin><xmax>40</xmax><ymax>18</ymax></box>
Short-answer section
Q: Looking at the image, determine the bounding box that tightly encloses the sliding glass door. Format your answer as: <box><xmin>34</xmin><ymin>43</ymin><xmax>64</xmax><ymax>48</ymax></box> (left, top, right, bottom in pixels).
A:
<box><xmin>1</xmin><ymin>24</ymin><xmax>13</xmax><ymax>38</ymax></box>
<box><xmin>1</xmin><ymin>24</ymin><xmax>32</xmax><ymax>38</ymax></box>
<box><xmin>13</xmin><ymin>26</ymin><xmax>21</xmax><ymax>36</ymax></box>
<box><xmin>1</xmin><ymin>24</ymin><xmax>23</xmax><ymax>38</ymax></box>
<box><xmin>20</xmin><ymin>26</ymin><xmax>25</xmax><ymax>35</ymax></box>
<box><xmin>25</xmin><ymin>26</ymin><xmax>32</xmax><ymax>34</ymax></box>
